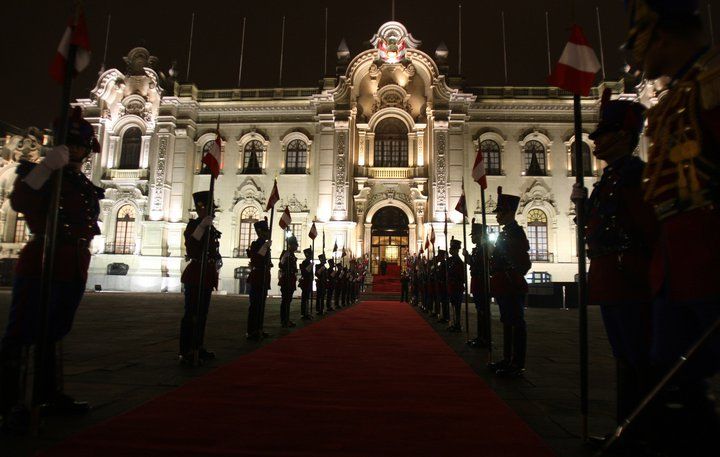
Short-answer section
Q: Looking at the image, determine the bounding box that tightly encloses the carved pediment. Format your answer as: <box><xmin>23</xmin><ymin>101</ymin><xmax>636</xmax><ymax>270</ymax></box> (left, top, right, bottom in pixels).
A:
<box><xmin>519</xmin><ymin>179</ymin><xmax>556</xmax><ymax>211</ymax></box>
<box><xmin>373</xmin><ymin>84</ymin><xmax>411</xmax><ymax>114</ymax></box>
<box><xmin>277</xmin><ymin>194</ymin><xmax>309</xmax><ymax>213</ymax></box>
<box><xmin>233</xmin><ymin>177</ymin><xmax>265</xmax><ymax>208</ymax></box>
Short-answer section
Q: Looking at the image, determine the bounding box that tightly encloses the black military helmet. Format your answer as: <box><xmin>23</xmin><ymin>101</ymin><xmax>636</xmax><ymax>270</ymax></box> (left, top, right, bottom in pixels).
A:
<box><xmin>192</xmin><ymin>191</ymin><xmax>217</xmax><ymax>210</ymax></box>
<box><xmin>494</xmin><ymin>186</ymin><xmax>520</xmax><ymax>214</ymax></box>
<box><xmin>55</xmin><ymin>106</ymin><xmax>100</xmax><ymax>152</ymax></box>
<box><xmin>589</xmin><ymin>89</ymin><xmax>646</xmax><ymax>141</ymax></box>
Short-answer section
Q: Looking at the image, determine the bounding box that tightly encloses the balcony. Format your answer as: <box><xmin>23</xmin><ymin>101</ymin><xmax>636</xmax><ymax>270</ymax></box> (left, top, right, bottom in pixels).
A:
<box><xmin>529</xmin><ymin>251</ymin><xmax>554</xmax><ymax>263</ymax></box>
<box><xmin>105</xmin><ymin>242</ymin><xmax>135</xmax><ymax>254</ymax></box>
<box><xmin>107</xmin><ymin>169</ymin><xmax>148</xmax><ymax>180</ymax></box>
<box><xmin>355</xmin><ymin>167</ymin><xmax>425</xmax><ymax>179</ymax></box>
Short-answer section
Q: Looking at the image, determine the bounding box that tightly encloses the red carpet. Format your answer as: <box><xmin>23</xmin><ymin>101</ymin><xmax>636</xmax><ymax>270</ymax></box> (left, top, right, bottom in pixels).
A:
<box><xmin>40</xmin><ymin>301</ymin><xmax>556</xmax><ymax>457</ymax></box>
<box><xmin>371</xmin><ymin>274</ymin><xmax>401</xmax><ymax>293</ymax></box>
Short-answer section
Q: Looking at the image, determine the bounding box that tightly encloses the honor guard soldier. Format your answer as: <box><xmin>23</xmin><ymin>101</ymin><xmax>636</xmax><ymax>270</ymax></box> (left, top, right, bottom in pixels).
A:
<box><xmin>411</xmin><ymin>257</ymin><xmax>421</xmax><ymax>306</ymax></box>
<box><xmin>447</xmin><ymin>239</ymin><xmax>466</xmax><ymax>332</ymax></box>
<box><xmin>315</xmin><ymin>254</ymin><xmax>327</xmax><ymax>315</ymax></box>
<box><xmin>1</xmin><ymin>108</ymin><xmax>102</xmax><ymax>432</ymax></box>
<box><xmin>400</xmin><ymin>269</ymin><xmax>410</xmax><ymax>303</ymax></box>
<box><xmin>325</xmin><ymin>259</ymin><xmax>336</xmax><ymax>312</ymax></box>
<box><xmin>179</xmin><ymin>191</ymin><xmax>222</xmax><ymax>364</ymax></box>
<box><xmin>278</xmin><ymin>235</ymin><xmax>298</xmax><ymax>328</ymax></box>
<box><xmin>436</xmin><ymin>250</ymin><xmax>449</xmax><ymax>324</ymax></box>
<box><xmin>625</xmin><ymin>1</ymin><xmax>720</xmax><ymax>451</ymax></box>
<box><xmin>339</xmin><ymin>265</ymin><xmax>348</xmax><ymax>308</ymax></box>
<box><xmin>246</xmin><ymin>219</ymin><xmax>272</xmax><ymax>341</ymax></box>
<box><xmin>488</xmin><ymin>187</ymin><xmax>531</xmax><ymax>377</ymax></box>
<box><xmin>572</xmin><ymin>89</ymin><xmax>658</xmax><ymax>435</ymax></box>
<box><xmin>299</xmin><ymin>248</ymin><xmax>314</xmax><ymax>320</ymax></box>
<box><xmin>466</xmin><ymin>221</ymin><xmax>489</xmax><ymax>347</ymax></box>
<box><xmin>333</xmin><ymin>263</ymin><xmax>343</xmax><ymax>309</ymax></box>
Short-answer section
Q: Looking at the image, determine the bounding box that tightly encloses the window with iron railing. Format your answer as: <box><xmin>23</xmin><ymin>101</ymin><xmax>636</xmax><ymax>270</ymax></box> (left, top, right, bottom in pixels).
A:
<box><xmin>480</xmin><ymin>139</ymin><xmax>502</xmax><ymax>175</ymax></box>
<box><xmin>242</xmin><ymin>140</ymin><xmax>263</xmax><ymax>174</ymax></box>
<box><xmin>237</xmin><ymin>206</ymin><xmax>260</xmax><ymax>257</ymax></box>
<box><xmin>523</xmin><ymin>140</ymin><xmax>547</xmax><ymax>176</ymax></box>
<box><xmin>285</xmin><ymin>139</ymin><xmax>307</xmax><ymax>174</ymax></box>
<box><xmin>112</xmin><ymin>205</ymin><xmax>135</xmax><ymax>254</ymax></box>
<box><xmin>527</xmin><ymin>209</ymin><xmax>550</xmax><ymax>262</ymax></box>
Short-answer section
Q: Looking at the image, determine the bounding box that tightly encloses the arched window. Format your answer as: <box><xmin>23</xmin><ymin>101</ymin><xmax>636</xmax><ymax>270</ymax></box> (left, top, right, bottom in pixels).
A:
<box><xmin>374</xmin><ymin>118</ymin><xmax>408</xmax><ymax>167</ymax></box>
<box><xmin>198</xmin><ymin>140</ymin><xmax>215</xmax><ymax>174</ymax></box>
<box><xmin>527</xmin><ymin>209</ymin><xmax>549</xmax><ymax>262</ymax></box>
<box><xmin>480</xmin><ymin>139</ymin><xmax>502</xmax><ymax>175</ymax></box>
<box><xmin>523</xmin><ymin>140</ymin><xmax>547</xmax><ymax>176</ymax></box>
<box><xmin>285</xmin><ymin>139</ymin><xmax>307</xmax><ymax>174</ymax></box>
<box><xmin>14</xmin><ymin>213</ymin><xmax>29</xmax><ymax>243</ymax></box>
<box><xmin>119</xmin><ymin>127</ymin><xmax>142</xmax><ymax>169</ymax></box>
<box><xmin>570</xmin><ymin>142</ymin><xmax>593</xmax><ymax>176</ymax></box>
<box><xmin>238</xmin><ymin>206</ymin><xmax>260</xmax><ymax>257</ymax></box>
<box><xmin>113</xmin><ymin>205</ymin><xmax>136</xmax><ymax>254</ymax></box>
<box><xmin>242</xmin><ymin>140</ymin><xmax>263</xmax><ymax>174</ymax></box>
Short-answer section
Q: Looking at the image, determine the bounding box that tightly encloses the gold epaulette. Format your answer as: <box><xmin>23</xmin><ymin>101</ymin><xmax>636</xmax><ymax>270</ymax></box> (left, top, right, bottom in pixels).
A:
<box><xmin>697</xmin><ymin>46</ymin><xmax>720</xmax><ymax>111</ymax></box>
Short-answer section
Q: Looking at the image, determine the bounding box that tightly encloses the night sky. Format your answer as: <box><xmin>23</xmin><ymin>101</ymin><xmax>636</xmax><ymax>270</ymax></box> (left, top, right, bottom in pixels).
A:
<box><xmin>2</xmin><ymin>1</ymin><xmax>717</xmax><ymax>129</ymax></box>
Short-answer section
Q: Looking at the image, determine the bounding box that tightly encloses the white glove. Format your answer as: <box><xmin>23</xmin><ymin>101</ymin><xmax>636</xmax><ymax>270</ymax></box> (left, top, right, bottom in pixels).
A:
<box><xmin>23</xmin><ymin>145</ymin><xmax>69</xmax><ymax>190</ymax></box>
<box><xmin>570</xmin><ymin>183</ymin><xmax>588</xmax><ymax>203</ymax></box>
<box><xmin>192</xmin><ymin>216</ymin><xmax>214</xmax><ymax>240</ymax></box>
<box><xmin>258</xmin><ymin>239</ymin><xmax>271</xmax><ymax>257</ymax></box>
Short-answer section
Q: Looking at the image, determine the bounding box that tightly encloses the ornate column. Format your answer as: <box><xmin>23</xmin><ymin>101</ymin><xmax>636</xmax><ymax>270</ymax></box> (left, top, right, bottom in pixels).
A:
<box><xmin>140</xmin><ymin>134</ymin><xmax>152</xmax><ymax>169</ymax></box>
<box><xmin>432</xmin><ymin>120</ymin><xmax>449</xmax><ymax>219</ymax></box>
<box><xmin>408</xmin><ymin>133</ymin><xmax>416</xmax><ymax>167</ymax></box>
<box><xmin>416</xmin><ymin>131</ymin><xmax>425</xmax><ymax>166</ymax></box>
<box><xmin>106</xmin><ymin>134</ymin><xmax>120</xmax><ymax>169</ymax></box>
<box><xmin>149</xmin><ymin>134</ymin><xmax>171</xmax><ymax>221</ymax></box>
<box><xmin>358</xmin><ymin>131</ymin><xmax>367</xmax><ymax>167</ymax></box>
<box><xmin>367</xmin><ymin>133</ymin><xmax>375</xmax><ymax>167</ymax></box>
<box><xmin>332</xmin><ymin>120</ymin><xmax>349</xmax><ymax>220</ymax></box>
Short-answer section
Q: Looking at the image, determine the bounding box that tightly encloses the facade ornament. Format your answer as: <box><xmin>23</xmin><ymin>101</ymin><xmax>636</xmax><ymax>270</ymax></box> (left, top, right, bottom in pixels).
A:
<box><xmin>371</xmin><ymin>21</ymin><xmax>421</xmax><ymax>64</ymax></box>
<box><xmin>518</xmin><ymin>179</ymin><xmax>557</xmax><ymax>211</ymax></box>
<box><xmin>277</xmin><ymin>194</ymin><xmax>309</xmax><ymax>213</ymax></box>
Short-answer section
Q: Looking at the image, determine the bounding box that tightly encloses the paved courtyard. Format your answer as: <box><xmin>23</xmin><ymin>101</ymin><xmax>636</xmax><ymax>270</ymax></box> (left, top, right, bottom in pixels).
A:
<box><xmin>0</xmin><ymin>290</ymin><xmax>715</xmax><ymax>456</ymax></box>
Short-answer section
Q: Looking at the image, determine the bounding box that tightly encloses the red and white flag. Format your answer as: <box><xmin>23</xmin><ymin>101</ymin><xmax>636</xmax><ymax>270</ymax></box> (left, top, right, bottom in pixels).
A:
<box><xmin>430</xmin><ymin>226</ymin><xmax>436</xmax><ymax>246</ymax></box>
<box><xmin>308</xmin><ymin>222</ymin><xmax>318</xmax><ymax>240</ymax></box>
<box><xmin>472</xmin><ymin>145</ymin><xmax>488</xmax><ymax>190</ymax></box>
<box><xmin>279</xmin><ymin>206</ymin><xmax>292</xmax><ymax>230</ymax></box>
<box><xmin>455</xmin><ymin>186</ymin><xmax>467</xmax><ymax>217</ymax></box>
<box><xmin>50</xmin><ymin>12</ymin><xmax>92</xmax><ymax>84</ymax></box>
<box><xmin>547</xmin><ymin>25</ymin><xmax>600</xmax><ymax>96</ymax></box>
<box><xmin>266</xmin><ymin>179</ymin><xmax>280</xmax><ymax>211</ymax></box>
<box><xmin>202</xmin><ymin>131</ymin><xmax>222</xmax><ymax>178</ymax></box>
<box><xmin>424</xmin><ymin>236</ymin><xmax>430</xmax><ymax>251</ymax></box>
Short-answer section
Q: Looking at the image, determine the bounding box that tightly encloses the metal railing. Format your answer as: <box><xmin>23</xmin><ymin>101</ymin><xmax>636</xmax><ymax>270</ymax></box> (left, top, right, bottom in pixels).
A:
<box><xmin>107</xmin><ymin>169</ymin><xmax>148</xmax><ymax>180</ymax></box>
<box><xmin>529</xmin><ymin>251</ymin><xmax>554</xmax><ymax>263</ymax></box>
<box><xmin>105</xmin><ymin>242</ymin><xmax>135</xmax><ymax>254</ymax></box>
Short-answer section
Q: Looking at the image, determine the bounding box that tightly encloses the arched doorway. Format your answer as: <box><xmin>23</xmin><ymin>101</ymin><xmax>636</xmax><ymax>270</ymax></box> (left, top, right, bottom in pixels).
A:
<box><xmin>370</xmin><ymin>206</ymin><xmax>409</xmax><ymax>276</ymax></box>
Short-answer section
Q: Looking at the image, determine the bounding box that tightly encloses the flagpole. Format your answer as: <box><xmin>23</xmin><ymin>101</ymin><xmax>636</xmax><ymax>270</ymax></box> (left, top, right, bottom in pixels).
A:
<box><xmin>311</xmin><ymin>223</ymin><xmax>316</xmax><ymax>316</ymax></box>
<box><xmin>458</xmin><ymin>2</ymin><xmax>462</xmax><ymax>75</ymax></box>
<box><xmin>545</xmin><ymin>11</ymin><xmax>552</xmax><ymax>76</ymax></box>
<box><xmin>237</xmin><ymin>17</ymin><xmax>246</xmax><ymax>87</ymax></box>
<box><xmin>480</xmin><ymin>185</ymin><xmax>492</xmax><ymax>363</ymax></box>
<box><xmin>323</xmin><ymin>8</ymin><xmax>328</xmax><ymax>76</ymax></box>
<box><xmin>100</xmin><ymin>13</ymin><xmax>111</xmax><ymax>74</ymax></box>
<box><xmin>192</xmin><ymin>117</ymin><xmax>219</xmax><ymax>366</ymax></box>
<box><xmin>186</xmin><ymin>12</ymin><xmax>195</xmax><ymax>81</ymax></box>
<box><xmin>574</xmin><ymin>93</ymin><xmax>589</xmax><ymax>442</ymax></box>
<box><xmin>461</xmin><ymin>194</ymin><xmax>470</xmax><ymax>341</ymax></box>
<box><xmin>595</xmin><ymin>6</ymin><xmax>606</xmax><ymax>81</ymax></box>
<box><xmin>444</xmin><ymin>210</ymin><xmax>450</xmax><ymax>325</ymax></box>
<box><xmin>278</xmin><ymin>16</ymin><xmax>286</xmax><ymax>87</ymax></box>
<box><xmin>501</xmin><ymin>11</ymin><xmax>509</xmax><ymax>85</ymax></box>
<box><xmin>261</xmin><ymin>186</ymin><xmax>278</xmax><ymax>336</ymax></box>
<box><xmin>32</xmin><ymin>3</ymin><xmax>83</xmax><ymax>432</ymax></box>
<box><xmin>709</xmin><ymin>4</ymin><xmax>716</xmax><ymax>47</ymax></box>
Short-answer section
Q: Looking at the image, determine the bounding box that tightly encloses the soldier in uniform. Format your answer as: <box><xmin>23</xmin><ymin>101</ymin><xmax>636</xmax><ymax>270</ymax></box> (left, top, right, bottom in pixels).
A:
<box><xmin>315</xmin><ymin>254</ymin><xmax>327</xmax><ymax>315</ymax></box>
<box><xmin>1</xmin><ymin>108</ymin><xmax>102</xmax><ymax>431</ymax></box>
<box><xmin>625</xmin><ymin>1</ymin><xmax>720</xmax><ymax>450</ymax></box>
<box><xmin>299</xmin><ymin>248</ymin><xmax>314</xmax><ymax>320</ymax></box>
<box><xmin>447</xmin><ymin>239</ymin><xmax>466</xmax><ymax>332</ymax></box>
<box><xmin>436</xmin><ymin>250</ymin><xmax>449</xmax><ymax>324</ymax></box>
<box><xmin>246</xmin><ymin>219</ymin><xmax>272</xmax><ymax>341</ymax></box>
<box><xmin>179</xmin><ymin>191</ymin><xmax>221</xmax><ymax>364</ymax></box>
<box><xmin>278</xmin><ymin>235</ymin><xmax>298</xmax><ymax>328</ymax></box>
<box><xmin>333</xmin><ymin>263</ymin><xmax>343</xmax><ymax>309</ymax></box>
<box><xmin>572</xmin><ymin>89</ymin><xmax>658</xmax><ymax>436</ymax></box>
<box><xmin>325</xmin><ymin>259</ymin><xmax>335</xmax><ymax>312</ymax></box>
<box><xmin>400</xmin><ymin>269</ymin><xmax>410</xmax><ymax>303</ymax></box>
<box><xmin>488</xmin><ymin>187</ymin><xmax>531</xmax><ymax>377</ymax></box>
<box><xmin>466</xmin><ymin>221</ymin><xmax>488</xmax><ymax>347</ymax></box>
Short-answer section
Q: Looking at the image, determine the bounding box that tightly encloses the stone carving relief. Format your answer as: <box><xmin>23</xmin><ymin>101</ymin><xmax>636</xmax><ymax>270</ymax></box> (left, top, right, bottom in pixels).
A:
<box><xmin>277</xmin><ymin>194</ymin><xmax>309</xmax><ymax>213</ymax></box>
<box><xmin>333</xmin><ymin>130</ymin><xmax>347</xmax><ymax>213</ymax></box>
<box><xmin>232</xmin><ymin>177</ymin><xmax>265</xmax><ymax>209</ymax></box>
<box><xmin>150</xmin><ymin>135</ymin><xmax>168</xmax><ymax>214</ymax></box>
<box><xmin>1</xmin><ymin>129</ymin><xmax>43</xmax><ymax>164</ymax></box>
<box><xmin>372</xmin><ymin>84</ymin><xmax>411</xmax><ymax>114</ymax></box>
<box><xmin>434</xmin><ymin>129</ymin><xmax>448</xmax><ymax>212</ymax></box>
<box><xmin>518</xmin><ymin>179</ymin><xmax>557</xmax><ymax>212</ymax></box>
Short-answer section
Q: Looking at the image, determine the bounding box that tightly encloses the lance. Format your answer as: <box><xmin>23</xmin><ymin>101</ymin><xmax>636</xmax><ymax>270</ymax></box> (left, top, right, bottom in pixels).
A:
<box><xmin>444</xmin><ymin>210</ymin><xmax>450</xmax><ymax>324</ymax></box>
<box><xmin>260</xmin><ymin>182</ymin><xmax>278</xmax><ymax>336</ymax></box>
<box><xmin>459</xmin><ymin>184</ymin><xmax>471</xmax><ymax>340</ymax></box>
<box><xmin>480</xmin><ymin>185</ymin><xmax>492</xmax><ymax>362</ymax></box>
<box><xmin>33</xmin><ymin>3</ymin><xmax>82</xmax><ymax>430</ymax></box>
<box><xmin>311</xmin><ymin>220</ymin><xmax>316</xmax><ymax>317</ymax></box>
<box><xmin>191</xmin><ymin>118</ymin><xmax>219</xmax><ymax>366</ymax></box>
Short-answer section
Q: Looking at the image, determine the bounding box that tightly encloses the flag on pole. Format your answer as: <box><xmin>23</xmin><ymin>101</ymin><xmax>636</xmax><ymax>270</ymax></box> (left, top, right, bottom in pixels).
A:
<box><xmin>342</xmin><ymin>247</ymin><xmax>347</xmax><ymax>258</ymax></box>
<box><xmin>50</xmin><ymin>12</ymin><xmax>92</xmax><ymax>84</ymax></box>
<box><xmin>202</xmin><ymin>130</ymin><xmax>222</xmax><ymax>178</ymax></box>
<box><xmin>430</xmin><ymin>226</ymin><xmax>436</xmax><ymax>245</ymax></box>
<box><xmin>308</xmin><ymin>221</ymin><xmax>317</xmax><ymax>240</ymax></box>
<box><xmin>266</xmin><ymin>179</ymin><xmax>280</xmax><ymax>211</ymax></box>
<box><xmin>547</xmin><ymin>25</ymin><xmax>601</xmax><ymax>96</ymax></box>
<box><xmin>333</xmin><ymin>241</ymin><xmax>338</xmax><ymax>253</ymax></box>
<box><xmin>472</xmin><ymin>144</ymin><xmax>488</xmax><ymax>189</ymax></box>
<box><xmin>455</xmin><ymin>186</ymin><xmax>467</xmax><ymax>217</ymax></box>
<box><xmin>424</xmin><ymin>236</ymin><xmax>430</xmax><ymax>251</ymax></box>
<box><xmin>279</xmin><ymin>206</ymin><xmax>292</xmax><ymax>230</ymax></box>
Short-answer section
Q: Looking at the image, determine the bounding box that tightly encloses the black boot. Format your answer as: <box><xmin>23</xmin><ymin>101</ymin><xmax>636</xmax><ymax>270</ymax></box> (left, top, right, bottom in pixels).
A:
<box><xmin>489</xmin><ymin>324</ymin><xmax>513</xmax><ymax>372</ymax></box>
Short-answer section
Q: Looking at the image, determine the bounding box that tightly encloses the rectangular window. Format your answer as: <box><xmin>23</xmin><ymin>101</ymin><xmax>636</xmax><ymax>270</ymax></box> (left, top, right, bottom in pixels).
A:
<box><xmin>527</xmin><ymin>225</ymin><xmax>550</xmax><ymax>261</ymax></box>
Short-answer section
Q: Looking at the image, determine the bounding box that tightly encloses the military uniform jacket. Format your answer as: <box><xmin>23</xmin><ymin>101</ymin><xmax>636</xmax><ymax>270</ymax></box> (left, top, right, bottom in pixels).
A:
<box><xmin>248</xmin><ymin>237</ymin><xmax>272</xmax><ymax>290</ymax></box>
<box><xmin>468</xmin><ymin>247</ymin><xmax>486</xmax><ymax>297</ymax></box>
<box><xmin>299</xmin><ymin>259</ymin><xmax>313</xmax><ymax>290</ymax></box>
<box><xmin>181</xmin><ymin>218</ymin><xmax>221</xmax><ymax>289</ymax></box>
<box><xmin>315</xmin><ymin>263</ymin><xmax>327</xmax><ymax>289</ymax></box>
<box><xmin>278</xmin><ymin>250</ymin><xmax>298</xmax><ymax>292</ymax></box>
<box><xmin>489</xmin><ymin>221</ymin><xmax>531</xmax><ymax>296</ymax></box>
<box><xmin>11</xmin><ymin>162</ymin><xmax>104</xmax><ymax>282</ymax></box>
<box><xmin>447</xmin><ymin>255</ymin><xmax>466</xmax><ymax>295</ymax></box>
<box><xmin>585</xmin><ymin>156</ymin><xmax>658</xmax><ymax>306</ymax></box>
<box><xmin>644</xmin><ymin>46</ymin><xmax>720</xmax><ymax>302</ymax></box>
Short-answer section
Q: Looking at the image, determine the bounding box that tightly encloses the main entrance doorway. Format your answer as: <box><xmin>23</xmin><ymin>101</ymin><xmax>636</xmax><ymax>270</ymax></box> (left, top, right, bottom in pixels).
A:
<box><xmin>370</xmin><ymin>206</ymin><xmax>409</xmax><ymax>276</ymax></box>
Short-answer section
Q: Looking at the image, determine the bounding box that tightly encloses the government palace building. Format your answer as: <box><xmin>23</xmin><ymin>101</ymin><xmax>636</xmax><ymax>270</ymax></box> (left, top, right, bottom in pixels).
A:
<box><xmin>0</xmin><ymin>21</ymin><xmax>648</xmax><ymax>295</ymax></box>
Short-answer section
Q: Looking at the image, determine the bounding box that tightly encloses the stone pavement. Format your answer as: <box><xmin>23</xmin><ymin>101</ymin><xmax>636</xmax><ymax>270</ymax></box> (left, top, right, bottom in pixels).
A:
<box><xmin>0</xmin><ymin>290</ymin><xmax>716</xmax><ymax>456</ymax></box>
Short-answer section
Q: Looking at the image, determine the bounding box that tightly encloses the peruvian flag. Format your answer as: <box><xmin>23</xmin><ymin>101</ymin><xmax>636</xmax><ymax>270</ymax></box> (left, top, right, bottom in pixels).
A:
<box><xmin>424</xmin><ymin>236</ymin><xmax>430</xmax><ymax>251</ymax></box>
<box><xmin>472</xmin><ymin>145</ymin><xmax>487</xmax><ymax>189</ymax></box>
<box><xmin>265</xmin><ymin>179</ymin><xmax>280</xmax><ymax>211</ymax></box>
<box><xmin>455</xmin><ymin>186</ymin><xmax>467</xmax><ymax>217</ymax></box>
<box><xmin>308</xmin><ymin>221</ymin><xmax>318</xmax><ymax>240</ymax></box>
<box><xmin>50</xmin><ymin>12</ymin><xmax>92</xmax><ymax>84</ymax></box>
<box><xmin>279</xmin><ymin>206</ymin><xmax>292</xmax><ymax>230</ymax></box>
<box><xmin>430</xmin><ymin>226</ymin><xmax>436</xmax><ymax>246</ymax></box>
<box><xmin>202</xmin><ymin>131</ymin><xmax>222</xmax><ymax>178</ymax></box>
<box><xmin>547</xmin><ymin>25</ymin><xmax>600</xmax><ymax>96</ymax></box>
